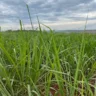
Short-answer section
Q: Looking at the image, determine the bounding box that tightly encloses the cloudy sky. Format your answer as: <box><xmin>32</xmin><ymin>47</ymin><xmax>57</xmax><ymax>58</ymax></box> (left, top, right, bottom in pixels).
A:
<box><xmin>0</xmin><ymin>0</ymin><xmax>96</xmax><ymax>30</ymax></box>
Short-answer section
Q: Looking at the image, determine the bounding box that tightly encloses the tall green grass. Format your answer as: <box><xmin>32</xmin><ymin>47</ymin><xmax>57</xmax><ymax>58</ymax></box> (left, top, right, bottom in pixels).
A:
<box><xmin>0</xmin><ymin>4</ymin><xmax>96</xmax><ymax>96</ymax></box>
<box><xmin>0</xmin><ymin>31</ymin><xmax>96</xmax><ymax>96</ymax></box>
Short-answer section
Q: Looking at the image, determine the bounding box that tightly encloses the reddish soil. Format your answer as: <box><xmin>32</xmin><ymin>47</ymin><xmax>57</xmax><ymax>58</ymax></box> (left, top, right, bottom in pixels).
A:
<box><xmin>40</xmin><ymin>77</ymin><xmax>96</xmax><ymax>96</ymax></box>
<box><xmin>50</xmin><ymin>84</ymin><xmax>61</xmax><ymax>96</ymax></box>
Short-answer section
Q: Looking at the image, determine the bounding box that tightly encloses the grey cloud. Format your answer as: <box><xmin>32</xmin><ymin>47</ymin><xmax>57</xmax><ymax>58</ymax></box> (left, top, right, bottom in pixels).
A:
<box><xmin>0</xmin><ymin>0</ymin><xmax>96</xmax><ymax>30</ymax></box>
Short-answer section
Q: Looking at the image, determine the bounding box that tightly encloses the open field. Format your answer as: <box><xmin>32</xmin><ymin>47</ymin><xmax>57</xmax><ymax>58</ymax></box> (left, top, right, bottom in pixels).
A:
<box><xmin>0</xmin><ymin>31</ymin><xmax>96</xmax><ymax>96</ymax></box>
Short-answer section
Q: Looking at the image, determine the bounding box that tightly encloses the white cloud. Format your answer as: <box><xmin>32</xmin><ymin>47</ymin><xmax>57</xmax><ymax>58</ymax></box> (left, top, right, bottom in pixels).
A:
<box><xmin>94</xmin><ymin>0</ymin><xmax>96</xmax><ymax>2</ymax></box>
<box><xmin>0</xmin><ymin>0</ymin><xmax>96</xmax><ymax>30</ymax></box>
<box><xmin>0</xmin><ymin>2</ymin><xmax>16</xmax><ymax>15</ymax></box>
<box><xmin>25</xmin><ymin>0</ymin><xmax>40</xmax><ymax>5</ymax></box>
